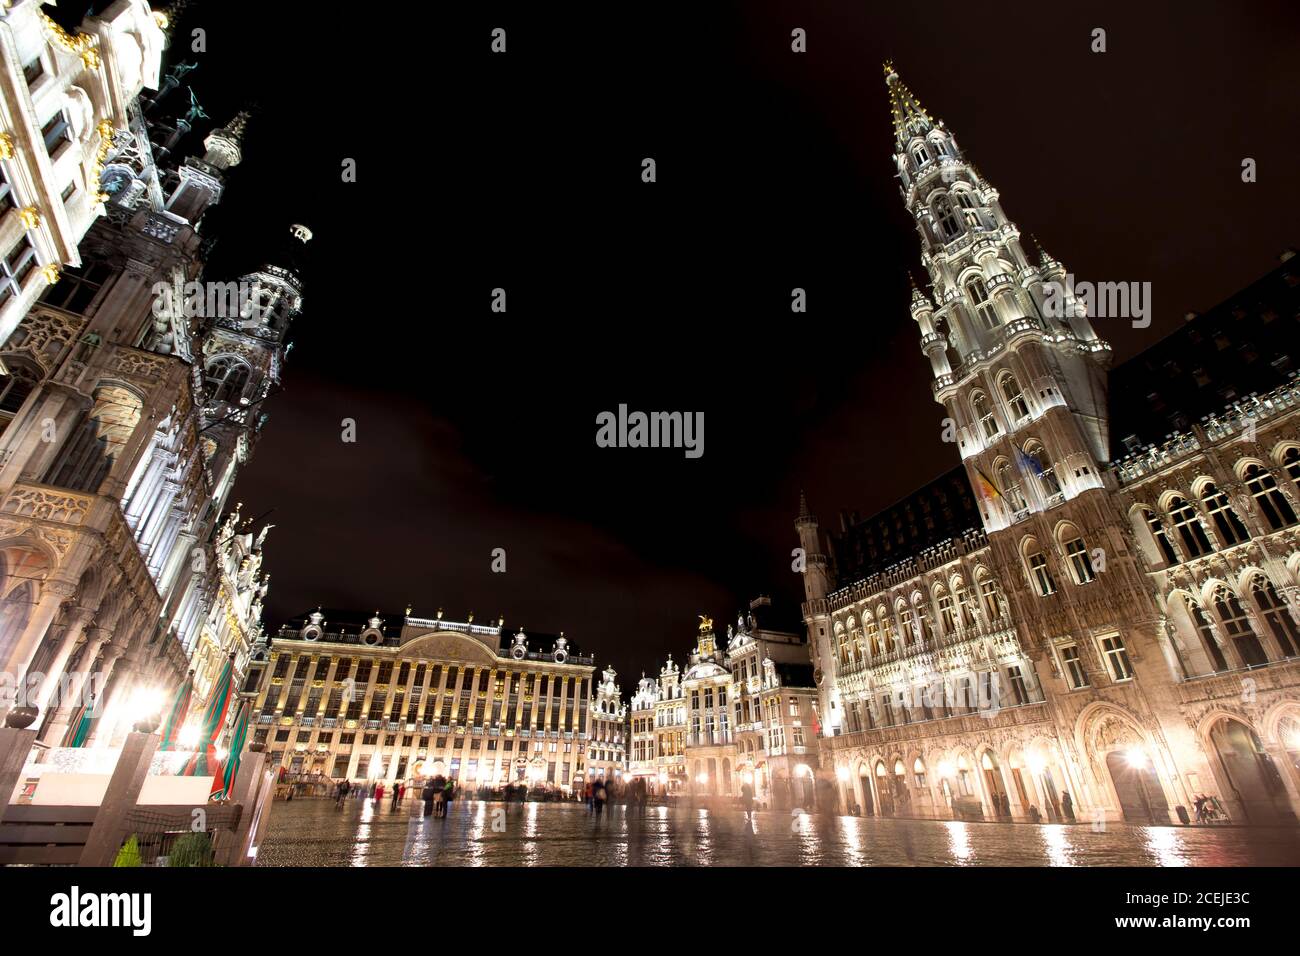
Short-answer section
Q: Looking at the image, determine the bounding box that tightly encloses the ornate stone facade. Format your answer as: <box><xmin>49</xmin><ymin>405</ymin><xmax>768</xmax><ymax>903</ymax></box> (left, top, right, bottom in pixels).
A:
<box><xmin>247</xmin><ymin>610</ymin><xmax>599</xmax><ymax>795</ymax></box>
<box><xmin>0</xmin><ymin>10</ymin><xmax>306</xmax><ymax>754</ymax></box>
<box><xmin>803</xmin><ymin>66</ymin><xmax>1300</xmax><ymax>826</ymax></box>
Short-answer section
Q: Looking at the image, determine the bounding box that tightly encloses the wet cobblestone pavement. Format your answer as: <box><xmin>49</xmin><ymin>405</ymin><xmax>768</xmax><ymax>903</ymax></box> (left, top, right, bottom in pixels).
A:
<box><xmin>254</xmin><ymin>797</ymin><xmax>1300</xmax><ymax>866</ymax></box>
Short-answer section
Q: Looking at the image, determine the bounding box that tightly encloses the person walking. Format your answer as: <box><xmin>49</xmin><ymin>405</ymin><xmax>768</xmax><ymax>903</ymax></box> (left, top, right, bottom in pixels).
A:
<box><xmin>442</xmin><ymin>777</ymin><xmax>455</xmax><ymax>818</ymax></box>
<box><xmin>374</xmin><ymin>780</ymin><xmax>385</xmax><ymax>804</ymax></box>
<box><xmin>593</xmin><ymin>778</ymin><xmax>607</xmax><ymax>819</ymax></box>
<box><xmin>584</xmin><ymin>779</ymin><xmax>594</xmax><ymax>813</ymax></box>
<box><xmin>1061</xmin><ymin>790</ymin><xmax>1075</xmax><ymax>822</ymax></box>
<box><xmin>390</xmin><ymin>781</ymin><xmax>401</xmax><ymax>812</ymax></box>
<box><xmin>741</xmin><ymin>779</ymin><xmax>755</xmax><ymax>826</ymax></box>
<box><xmin>422</xmin><ymin>779</ymin><xmax>436</xmax><ymax>817</ymax></box>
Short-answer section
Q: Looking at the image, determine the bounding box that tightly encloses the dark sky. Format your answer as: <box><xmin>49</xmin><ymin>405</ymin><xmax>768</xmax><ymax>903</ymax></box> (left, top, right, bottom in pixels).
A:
<box><xmin>169</xmin><ymin>1</ymin><xmax>1300</xmax><ymax>682</ymax></box>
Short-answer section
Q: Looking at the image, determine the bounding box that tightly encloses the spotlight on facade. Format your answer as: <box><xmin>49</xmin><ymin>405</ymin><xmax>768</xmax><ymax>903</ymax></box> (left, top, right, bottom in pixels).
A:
<box><xmin>835</xmin><ymin>766</ymin><xmax>850</xmax><ymax>782</ymax></box>
<box><xmin>741</xmin><ymin>770</ymin><xmax>754</xmax><ymax>785</ymax></box>
<box><xmin>938</xmin><ymin>760</ymin><xmax>956</xmax><ymax>779</ymax></box>
<box><xmin>1026</xmin><ymin>752</ymin><xmax>1047</xmax><ymax>776</ymax></box>
<box><xmin>795</xmin><ymin>763</ymin><xmax>813</xmax><ymax>778</ymax></box>
<box><xmin>657</xmin><ymin>772</ymin><xmax>668</xmax><ymax>785</ymax></box>
<box><xmin>696</xmin><ymin>772</ymin><xmax>709</xmax><ymax>785</ymax></box>
<box><xmin>1125</xmin><ymin>747</ymin><xmax>1149</xmax><ymax>769</ymax></box>
<box><xmin>178</xmin><ymin>725</ymin><xmax>200</xmax><ymax>749</ymax></box>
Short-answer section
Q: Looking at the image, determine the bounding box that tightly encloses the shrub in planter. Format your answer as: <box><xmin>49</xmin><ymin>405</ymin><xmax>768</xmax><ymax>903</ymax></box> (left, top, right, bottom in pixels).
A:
<box><xmin>167</xmin><ymin>831</ymin><xmax>215</xmax><ymax>867</ymax></box>
<box><xmin>113</xmin><ymin>834</ymin><xmax>142</xmax><ymax>867</ymax></box>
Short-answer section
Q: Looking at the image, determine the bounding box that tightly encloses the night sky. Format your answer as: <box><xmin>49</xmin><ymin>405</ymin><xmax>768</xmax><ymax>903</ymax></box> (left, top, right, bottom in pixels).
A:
<box><xmin>169</xmin><ymin>1</ymin><xmax>1300</xmax><ymax>681</ymax></box>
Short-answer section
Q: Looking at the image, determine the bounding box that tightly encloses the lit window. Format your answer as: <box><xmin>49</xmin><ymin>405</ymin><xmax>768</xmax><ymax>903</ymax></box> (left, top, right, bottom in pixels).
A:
<box><xmin>978</xmin><ymin>577</ymin><xmax>1000</xmax><ymax>620</ymax></box>
<box><xmin>1244</xmin><ymin>465</ymin><xmax>1297</xmax><ymax>530</ymax></box>
<box><xmin>1060</xmin><ymin>645</ymin><xmax>1089</xmax><ymax>689</ymax></box>
<box><xmin>1214</xmin><ymin>586</ymin><xmax>1268</xmax><ymax>667</ymax></box>
<box><xmin>973</xmin><ymin>393</ymin><xmax>998</xmax><ymax>439</ymax></box>
<box><xmin>999</xmin><ymin>373</ymin><xmax>1030</xmax><ymax>421</ymax></box>
<box><xmin>1252</xmin><ymin>577</ymin><xmax>1299</xmax><ymax>658</ymax></box>
<box><xmin>1201</xmin><ymin>482</ymin><xmax>1250</xmax><ymax>545</ymax></box>
<box><xmin>1064</xmin><ymin>537</ymin><xmax>1095</xmax><ymax>584</ymax></box>
<box><xmin>937</xmin><ymin>592</ymin><xmax>957</xmax><ymax>633</ymax></box>
<box><xmin>1100</xmin><ymin>635</ymin><xmax>1133</xmax><ymax>681</ymax></box>
<box><xmin>934</xmin><ymin>196</ymin><xmax>961</xmax><ymax>240</ymax></box>
<box><xmin>1142</xmin><ymin>509</ymin><xmax>1178</xmax><ymax>564</ymax></box>
<box><xmin>1168</xmin><ymin>497</ymin><xmax>1212</xmax><ymax>557</ymax></box>
<box><xmin>966</xmin><ymin>276</ymin><xmax>998</xmax><ymax>329</ymax></box>
<box><xmin>1028</xmin><ymin>550</ymin><xmax>1056</xmax><ymax>596</ymax></box>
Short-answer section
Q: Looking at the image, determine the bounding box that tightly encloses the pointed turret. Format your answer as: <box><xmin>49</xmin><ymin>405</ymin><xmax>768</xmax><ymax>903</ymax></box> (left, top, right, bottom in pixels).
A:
<box><xmin>884</xmin><ymin>61</ymin><xmax>934</xmax><ymax>147</ymax></box>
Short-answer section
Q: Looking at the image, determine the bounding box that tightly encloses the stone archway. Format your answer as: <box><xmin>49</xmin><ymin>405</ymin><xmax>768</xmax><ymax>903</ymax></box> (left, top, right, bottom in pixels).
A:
<box><xmin>1205</xmin><ymin>716</ymin><xmax>1295</xmax><ymax>824</ymax></box>
<box><xmin>1086</xmin><ymin>710</ymin><xmax>1169</xmax><ymax>824</ymax></box>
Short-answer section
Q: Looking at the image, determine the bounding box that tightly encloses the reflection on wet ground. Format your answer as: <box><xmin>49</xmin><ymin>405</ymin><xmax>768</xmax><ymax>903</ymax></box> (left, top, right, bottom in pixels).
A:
<box><xmin>255</xmin><ymin>798</ymin><xmax>1300</xmax><ymax>867</ymax></box>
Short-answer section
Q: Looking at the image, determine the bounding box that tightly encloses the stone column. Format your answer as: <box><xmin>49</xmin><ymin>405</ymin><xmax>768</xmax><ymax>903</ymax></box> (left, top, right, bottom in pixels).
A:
<box><xmin>88</xmin><ymin>640</ymin><xmax>138</xmax><ymax>745</ymax></box>
<box><xmin>42</xmin><ymin>626</ymin><xmax>112</xmax><ymax>745</ymax></box>
<box><xmin>1</xmin><ymin>578</ymin><xmax>76</xmax><ymax>694</ymax></box>
<box><xmin>29</xmin><ymin>606</ymin><xmax>96</xmax><ymax>719</ymax></box>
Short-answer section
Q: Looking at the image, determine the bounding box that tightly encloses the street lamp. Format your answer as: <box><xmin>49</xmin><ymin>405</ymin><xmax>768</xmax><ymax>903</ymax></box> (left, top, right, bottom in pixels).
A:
<box><xmin>128</xmin><ymin>687</ymin><xmax>164</xmax><ymax>734</ymax></box>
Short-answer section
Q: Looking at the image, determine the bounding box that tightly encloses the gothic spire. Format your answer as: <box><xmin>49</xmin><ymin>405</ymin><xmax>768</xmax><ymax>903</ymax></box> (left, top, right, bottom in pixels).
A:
<box><xmin>884</xmin><ymin>61</ymin><xmax>934</xmax><ymax>146</ymax></box>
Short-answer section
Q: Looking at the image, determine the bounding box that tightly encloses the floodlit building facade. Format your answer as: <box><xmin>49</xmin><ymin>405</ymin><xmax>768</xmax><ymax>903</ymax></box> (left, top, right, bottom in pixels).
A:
<box><xmin>633</xmin><ymin>599</ymin><xmax>820</xmax><ymax>808</ymax></box>
<box><xmin>802</xmin><ymin>64</ymin><xmax>1300</xmax><ymax>826</ymax></box>
<box><xmin>0</xmin><ymin>0</ymin><xmax>167</xmax><ymax>353</ymax></box>
<box><xmin>247</xmin><ymin>610</ymin><xmax>601</xmax><ymax>795</ymax></box>
<box><xmin>587</xmin><ymin>665</ymin><xmax>626</xmax><ymax>781</ymax></box>
<box><xmin>0</xmin><ymin>3</ymin><xmax>304</xmax><ymax>751</ymax></box>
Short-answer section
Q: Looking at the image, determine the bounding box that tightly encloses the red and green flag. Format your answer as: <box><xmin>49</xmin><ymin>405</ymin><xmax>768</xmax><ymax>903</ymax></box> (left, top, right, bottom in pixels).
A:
<box><xmin>158</xmin><ymin>670</ymin><xmax>195</xmax><ymax>751</ymax></box>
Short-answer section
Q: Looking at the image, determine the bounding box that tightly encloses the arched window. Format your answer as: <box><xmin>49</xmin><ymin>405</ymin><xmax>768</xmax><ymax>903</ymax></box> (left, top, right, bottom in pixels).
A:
<box><xmin>937</xmin><ymin>589</ymin><xmax>957</xmax><ymax>634</ymax></box>
<box><xmin>836</xmin><ymin>625</ymin><xmax>851</xmax><ymax>666</ymax></box>
<box><xmin>898</xmin><ymin>602</ymin><xmax>917</xmax><ymax>645</ymax></box>
<box><xmin>1188</xmin><ymin>597</ymin><xmax>1229</xmax><ymax>673</ymax></box>
<box><xmin>1213</xmin><ymin>586</ymin><xmax>1268</xmax><ymax>667</ymax></box>
<box><xmin>1142</xmin><ymin>508</ymin><xmax>1178</xmax><ymax>564</ymax></box>
<box><xmin>1024</xmin><ymin>441</ymin><xmax>1061</xmax><ymax>499</ymax></box>
<box><xmin>976</xmin><ymin>574</ymin><xmax>1001</xmax><ymax>620</ymax></box>
<box><xmin>1281</xmin><ymin>447</ymin><xmax>1300</xmax><ymax>485</ymax></box>
<box><xmin>913</xmin><ymin>599</ymin><xmax>933</xmax><ymax>643</ymax></box>
<box><xmin>966</xmin><ymin>276</ymin><xmax>998</xmax><ymax>330</ymax></box>
<box><xmin>878</xmin><ymin>605</ymin><xmax>895</xmax><ymax>653</ymax></box>
<box><xmin>0</xmin><ymin>360</ymin><xmax>40</xmax><ymax>420</ymax></box>
<box><xmin>955</xmin><ymin>189</ymin><xmax>980</xmax><ymax>226</ymax></box>
<box><xmin>1168</xmin><ymin>497</ymin><xmax>1212</xmax><ymax>557</ymax></box>
<box><xmin>934</xmin><ymin>196</ymin><xmax>961</xmax><ymax>240</ymax></box>
<box><xmin>955</xmin><ymin>579</ymin><xmax>977</xmax><ymax>627</ymax></box>
<box><xmin>1025</xmin><ymin>540</ymin><xmax>1055</xmax><ymax>596</ymax></box>
<box><xmin>912</xmin><ymin>144</ymin><xmax>930</xmax><ymax>168</ymax></box>
<box><xmin>1243</xmin><ymin>464</ymin><xmax>1297</xmax><ymax>529</ymax></box>
<box><xmin>1250</xmin><ymin>577</ymin><xmax>1299</xmax><ymax>658</ymax></box>
<box><xmin>1062</xmin><ymin>531</ymin><xmax>1095</xmax><ymax>585</ymax></box>
<box><xmin>865</xmin><ymin>616</ymin><xmax>881</xmax><ymax>657</ymax></box>
<box><xmin>999</xmin><ymin>373</ymin><xmax>1030</xmax><ymax>421</ymax></box>
<box><xmin>204</xmin><ymin>356</ymin><xmax>250</xmax><ymax>404</ymax></box>
<box><xmin>972</xmin><ymin>392</ymin><xmax>997</xmax><ymax>440</ymax></box>
<box><xmin>1201</xmin><ymin>482</ymin><xmax>1249</xmax><ymax>545</ymax></box>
